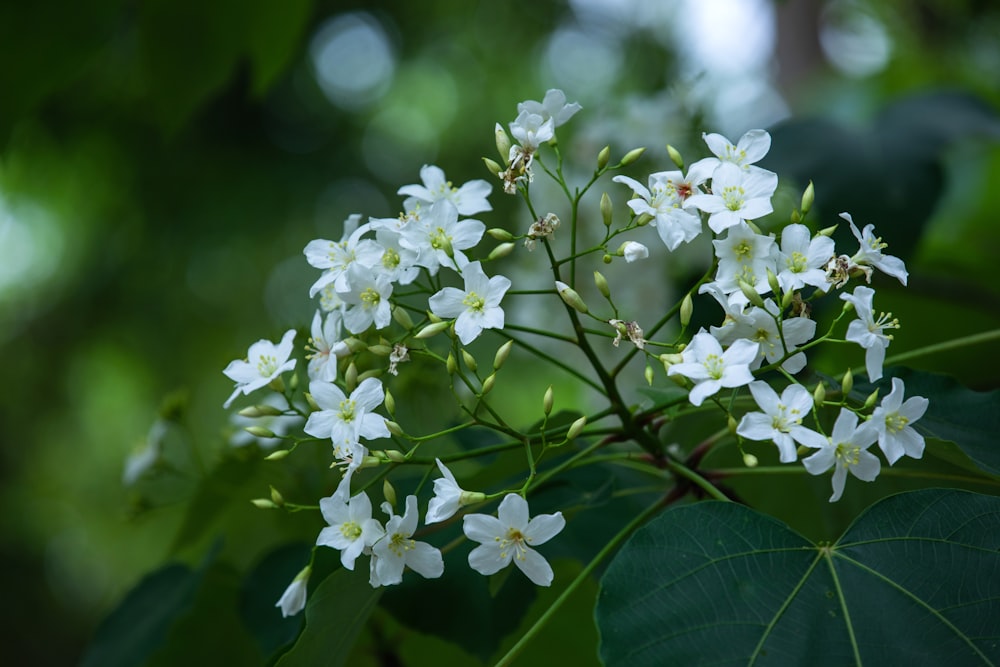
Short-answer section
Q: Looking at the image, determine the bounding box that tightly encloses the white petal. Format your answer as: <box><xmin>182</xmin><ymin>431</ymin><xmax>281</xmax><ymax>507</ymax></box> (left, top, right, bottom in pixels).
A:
<box><xmin>463</xmin><ymin>513</ymin><xmax>504</xmax><ymax>544</ymax></box>
<box><xmin>514</xmin><ymin>547</ymin><xmax>555</xmax><ymax>586</ymax></box>
<box><xmin>525</xmin><ymin>512</ymin><xmax>565</xmax><ymax>545</ymax></box>
<box><xmin>406</xmin><ymin>542</ymin><xmax>444</xmax><ymax>579</ymax></box>
<box><xmin>468</xmin><ymin>542</ymin><xmax>509</xmax><ymax>576</ymax></box>
<box><xmin>496</xmin><ymin>493</ymin><xmax>530</xmax><ymax>530</ymax></box>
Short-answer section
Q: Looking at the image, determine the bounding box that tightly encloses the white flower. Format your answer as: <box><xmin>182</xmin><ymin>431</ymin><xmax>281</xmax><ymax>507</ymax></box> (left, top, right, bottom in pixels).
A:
<box><xmin>612</xmin><ymin>170</ymin><xmax>704</xmax><ymax>250</ymax></box>
<box><xmin>666</xmin><ymin>332</ymin><xmax>759</xmax><ymax>406</ymax></box>
<box><xmin>737</xmin><ymin>381</ymin><xmax>827</xmax><ymax>462</ymax></box>
<box><xmin>509</xmin><ymin>110</ymin><xmax>554</xmax><ymax>151</ymax></box>
<box><xmin>223</xmin><ymin>329</ymin><xmax>297</xmax><ymax>409</ymax></box>
<box><xmin>304</xmin><ymin>215</ymin><xmax>382</xmax><ymax>297</ymax></box>
<box><xmin>621</xmin><ymin>241</ymin><xmax>649</xmax><ymax>263</ymax></box>
<box><xmin>517</xmin><ymin>89</ymin><xmax>581</xmax><ymax>128</ymax></box>
<box><xmin>316</xmin><ymin>492</ymin><xmax>385</xmax><ymax>570</ymax></box>
<box><xmin>840</xmin><ymin>285</ymin><xmax>898</xmax><ymax>381</ymax></box>
<box><xmin>306</xmin><ymin>310</ymin><xmax>349</xmax><ymax>382</ymax></box>
<box><xmin>801</xmin><ymin>408</ymin><xmax>880</xmax><ymax>502</ymax></box>
<box><xmin>275</xmin><ymin>565</ymin><xmax>311</xmax><ymax>618</ymax></box>
<box><xmin>339</xmin><ymin>264</ymin><xmax>393</xmax><ymax>334</ymax></box>
<box><xmin>871</xmin><ymin>377</ymin><xmax>929</xmax><ymax>464</ymax></box>
<box><xmin>687</xmin><ymin>162</ymin><xmax>777</xmax><ymax>234</ymax></box>
<box><xmin>711</xmin><ymin>222</ymin><xmax>776</xmax><ymax>295</ymax></box>
<box><xmin>368</xmin><ymin>226</ymin><xmax>420</xmax><ymax>286</ymax></box>
<box><xmin>399</xmin><ymin>199</ymin><xmax>485</xmax><ymax>274</ymax></box>
<box><xmin>773</xmin><ymin>223</ymin><xmax>836</xmax><ymax>292</ymax></box>
<box><xmin>841</xmin><ymin>212</ymin><xmax>908</xmax><ymax>286</ymax></box>
<box><xmin>371</xmin><ymin>495</ymin><xmax>444</xmax><ymax>587</ymax></box>
<box><xmin>304</xmin><ymin>377</ymin><xmax>391</xmax><ymax>452</ymax></box>
<box><xmin>742</xmin><ymin>301</ymin><xmax>816</xmax><ymax>374</ymax></box>
<box><xmin>425</xmin><ymin>458</ymin><xmax>485</xmax><ymax>524</ymax></box>
<box><xmin>689</xmin><ymin>129</ymin><xmax>773</xmax><ymax>175</ymax></box>
<box><xmin>398</xmin><ymin>164</ymin><xmax>493</xmax><ymax>216</ymax></box>
<box><xmin>463</xmin><ymin>493</ymin><xmax>565</xmax><ymax>587</ymax></box>
<box><xmin>428</xmin><ymin>261</ymin><xmax>511</xmax><ymax>345</ymax></box>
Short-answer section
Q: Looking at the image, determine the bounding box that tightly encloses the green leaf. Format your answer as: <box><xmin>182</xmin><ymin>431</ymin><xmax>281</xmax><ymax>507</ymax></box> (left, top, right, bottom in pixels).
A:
<box><xmin>597</xmin><ymin>489</ymin><xmax>1000</xmax><ymax>665</ymax></box>
<box><xmin>853</xmin><ymin>367</ymin><xmax>1000</xmax><ymax>476</ymax></box>
<box><xmin>275</xmin><ymin>568</ymin><xmax>382</xmax><ymax>667</ymax></box>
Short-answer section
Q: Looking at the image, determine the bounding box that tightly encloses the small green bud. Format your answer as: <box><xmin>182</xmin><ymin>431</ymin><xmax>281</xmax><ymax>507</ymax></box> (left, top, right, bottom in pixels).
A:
<box><xmin>264</xmin><ymin>449</ymin><xmax>290</xmax><ymax>461</ymax></box>
<box><xmin>818</xmin><ymin>224</ymin><xmax>838</xmax><ymax>237</ymax></box>
<box><xmin>288</xmin><ymin>372</ymin><xmax>299</xmax><ymax>390</ymax></box>
<box><xmin>493</xmin><ymin>340</ymin><xmax>513</xmax><ymax>369</ymax></box>
<box><xmin>461</xmin><ymin>349</ymin><xmax>478</xmax><ymax>372</ymax></box>
<box><xmin>345</xmin><ymin>362</ymin><xmax>358</xmax><ymax>392</ymax></box>
<box><xmin>566</xmin><ymin>416</ymin><xmax>587</xmax><ymax>440</ymax></box>
<box><xmin>487</xmin><ymin>227</ymin><xmax>514</xmax><ymax>241</ymax></box>
<box><xmin>739</xmin><ymin>280</ymin><xmax>766</xmax><ymax>309</ymax></box>
<box><xmin>384</xmin><ymin>449</ymin><xmax>406</xmax><ymax>462</ymax></box>
<box><xmin>841</xmin><ymin>368</ymin><xmax>854</xmax><ymax>397</ymax></box>
<box><xmin>728</xmin><ymin>415</ymin><xmax>739</xmax><ymax>435</ymax></box>
<box><xmin>245</xmin><ymin>425</ymin><xmax>276</xmax><ymax>438</ymax></box>
<box><xmin>743</xmin><ymin>452</ymin><xmax>759</xmax><ymax>468</ymax></box>
<box><xmin>600</xmin><ymin>192</ymin><xmax>613</xmax><ymax>227</ymax></box>
<box><xmin>304</xmin><ymin>392</ymin><xmax>319</xmax><ymax>412</ymax></box>
<box><xmin>791</xmin><ymin>210</ymin><xmax>801</xmax><ymax>223</ymax></box>
<box><xmin>357</xmin><ymin>369</ymin><xmax>382</xmax><ymax>382</ymax></box>
<box><xmin>483</xmin><ymin>156</ymin><xmax>502</xmax><ymax>176</ymax></box>
<box><xmin>543</xmin><ymin>385</ymin><xmax>553</xmax><ymax>415</ymax></box>
<box><xmin>382</xmin><ymin>479</ymin><xmax>397</xmax><ymax>508</ymax></box>
<box><xmin>384</xmin><ymin>388</ymin><xmax>396</xmax><ymax>416</ymax></box>
<box><xmin>270</xmin><ymin>485</ymin><xmax>285</xmax><ymax>507</ymax></box>
<box><xmin>800</xmin><ymin>180</ymin><xmax>815</xmax><ymax>216</ymax></box>
<box><xmin>603</xmin><ymin>253</ymin><xmax>613</xmax><ymax>264</ymax></box>
<box><xmin>594</xmin><ymin>270</ymin><xmax>611</xmax><ymax>299</ymax></box>
<box><xmin>781</xmin><ymin>289</ymin><xmax>794</xmax><ymax>310</ymax></box>
<box><xmin>864</xmin><ymin>388</ymin><xmax>880</xmax><ymax>409</ymax></box>
<box><xmin>597</xmin><ymin>145</ymin><xmax>611</xmax><ymax>170</ymax></box>
<box><xmin>251</xmin><ymin>498</ymin><xmax>278</xmax><ymax>509</ymax></box>
<box><xmin>392</xmin><ymin>306</ymin><xmax>414</xmax><ymax>330</ymax></box>
<box><xmin>427</xmin><ymin>310</ymin><xmax>442</xmax><ymax>324</ymax></box>
<box><xmin>813</xmin><ymin>382</ymin><xmax>827</xmax><ymax>407</ymax></box>
<box><xmin>239</xmin><ymin>404</ymin><xmax>284</xmax><ymax>418</ymax></box>
<box><xmin>368</xmin><ymin>344</ymin><xmax>393</xmax><ymax>356</ymax></box>
<box><xmin>635</xmin><ymin>212</ymin><xmax>654</xmax><ymax>226</ymax></box>
<box><xmin>746</xmin><ymin>220</ymin><xmax>763</xmax><ymax>235</ymax></box>
<box><xmin>555</xmin><ymin>281</ymin><xmax>589</xmax><ymax>313</ymax></box>
<box><xmin>495</xmin><ymin>123</ymin><xmax>511</xmax><ymax>159</ymax></box>
<box><xmin>268</xmin><ymin>376</ymin><xmax>286</xmax><ymax>393</ymax></box>
<box><xmin>415</xmin><ymin>321</ymin><xmax>450</xmax><ymax>339</ymax></box>
<box><xmin>446</xmin><ymin>352</ymin><xmax>458</xmax><ymax>375</ymax></box>
<box><xmin>644</xmin><ymin>364</ymin><xmax>654</xmax><ymax>386</ymax></box>
<box><xmin>487</xmin><ymin>242</ymin><xmax>516</xmax><ymax>260</ymax></box>
<box><xmin>386</xmin><ymin>418</ymin><xmax>404</xmax><ymax>437</ymax></box>
<box><xmin>680</xmin><ymin>293</ymin><xmax>693</xmax><ymax>328</ymax></box>
<box><xmin>620</xmin><ymin>146</ymin><xmax>646</xmax><ymax>165</ymax></box>
<box><xmin>667</xmin><ymin>144</ymin><xmax>684</xmax><ymax>169</ymax></box>
<box><xmin>481</xmin><ymin>373</ymin><xmax>496</xmax><ymax>395</ymax></box>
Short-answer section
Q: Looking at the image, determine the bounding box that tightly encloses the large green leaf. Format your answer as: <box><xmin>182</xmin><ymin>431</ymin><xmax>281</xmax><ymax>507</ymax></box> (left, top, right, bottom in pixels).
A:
<box><xmin>597</xmin><ymin>489</ymin><xmax>1000</xmax><ymax>665</ymax></box>
<box><xmin>853</xmin><ymin>367</ymin><xmax>1000</xmax><ymax>476</ymax></box>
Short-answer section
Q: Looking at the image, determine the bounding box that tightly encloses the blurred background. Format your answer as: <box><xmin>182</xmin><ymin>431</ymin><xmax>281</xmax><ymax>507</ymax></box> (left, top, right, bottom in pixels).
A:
<box><xmin>2</xmin><ymin>0</ymin><xmax>1000</xmax><ymax>663</ymax></box>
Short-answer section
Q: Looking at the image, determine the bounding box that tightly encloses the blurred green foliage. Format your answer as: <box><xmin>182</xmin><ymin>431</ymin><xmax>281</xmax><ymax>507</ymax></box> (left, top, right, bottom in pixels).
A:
<box><xmin>1</xmin><ymin>0</ymin><xmax>999</xmax><ymax>664</ymax></box>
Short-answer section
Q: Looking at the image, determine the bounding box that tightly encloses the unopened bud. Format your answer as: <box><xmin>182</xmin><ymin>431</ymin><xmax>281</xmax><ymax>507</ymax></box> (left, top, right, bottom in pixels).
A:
<box><xmin>245</xmin><ymin>425</ymin><xmax>276</xmax><ymax>438</ymax></box>
<box><xmin>345</xmin><ymin>362</ymin><xmax>358</xmax><ymax>392</ymax></box>
<box><xmin>746</xmin><ymin>220</ymin><xmax>763</xmax><ymax>235</ymax></box>
<box><xmin>597</xmin><ymin>145</ymin><xmax>611</xmax><ymax>170</ymax></box>
<box><xmin>603</xmin><ymin>253</ymin><xmax>613</xmax><ymax>264</ymax></box>
<box><xmin>818</xmin><ymin>224</ymin><xmax>838</xmax><ymax>237</ymax></box>
<box><xmin>739</xmin><ymin>280</ymin><xmax>766</xmax><ymax>309</ymax></box>
<box><xmin>728</xmin><ymin>415</ymin><xmax>739</xmax><ymax>435</ymax></box>
<box><xmin>594</xmin><ymin>271</ymin><xmax>611</xmax><ymax>299</ymax></box>
<box><xmin>800</xmin><ymin>180</ymin><xmax>815</xmax><ymax>216</ymax></box>
<box><xmin>368</xmin><ymin>344</ymin><xmax>392</xmax><ymax>356</ymax></box>
<box><xmin>392</xmin><ymin>306</ymin><xmax>414</xmax><ymax>330</ymax></box>
<box><xmin>487</xmin><ymin>227</ymin><xmax>514</xmax><ymax>241</ymax></box>
<box><xmin>357</xmin><ymin>369</ymin><xmax>382</xmax><ymax>382</ymax></box>
<box><xmin>288</xmin><ymin>372</ymin><xmax>299</xmax><ymax>390</ymax></box>
<box><xmin>743</xmin><ymin>452</ymin><xmax>759</xmax><ymax>468</ymax></box>
<box><xmin>644</xmin><ymin>364</ymin><xmax>654</xmax><ymax>386</ymax></box>
<box><xmin>543</xmin><ymin>385</ymin><xmax>554</xmax><ymax>415</ymax></box>
<box><xmin>791</xmin><ymin>210</ymin><xmax>801</xmax><ymax>223</ymax></box>
<box><xmin>446</xmin><ymin>353</ymin><xmax>458</xmax><ymax>375</ymax></box>
<box><xmin>555</xmin><ymin>281</ymin><xmax>589</xmax><ymax>313</ymax></box>
<box><xmin>461</xmin><ymin>349</ymin><xmax>478</xmax><ymax>372</ymax></box>
<box><xmin>781</xmin><ymin>289</ymin><xmax>794</xmax><ymax>310</ymax></box>
<box><xmin>864</xmin><ymin>389</ymin><xmax>880</xmax><ymax>409</ymax></box>
<box><xmin>344</xmin><ymin>337</ymin><xmax>367</xmax><ymax>353</ymax></box>
<box><xmin>481</xmin><ymin>373</ymin><xmax>496</xmax><ymax>395</ymax></box>
<box><xmin>766</xmin><ymin>268</ymin><xmax>781</xmax><ymax>299</ymax></box>
<box><xmin>251</xmin><ymin>498</ymin><xmax>278</xmax><ymax>509</ymax></box>
<box><xmin>487</xmin><ymin>242</ymin><xmax>515</xmax><ymax>260</ymax></box>
<box><xmin>483</xmin><ymin>156</ymin><xmax>502</xmax><ymax>176</ymax></box>
<box><xmin>680</xmin><ymin>293</ymin><xmax>693</xmax><ymax>328</ymax></box>
<box><xmin>384</xmin><ymin>449</ymin><xmax>406</xmax><ymax>462</ymax></box>
<box><xmin>813</xmin><ymin>382</ymin><xmax>827</xmax><ymax>407</ymax></box>
<box><xmin>270</xmin><ymin>485</ymin><xmax>285</xmax><ymax>507</ymax></box>
<box><xmin>268</xmin><ymin>376</ymin><xmax>286</xmax><ymax>394</ymax></box>
<box><xmin>841</xmin><ymin>368</ymin><xmax>854</xmax><ymax>396</ymax></box>
<box><xmin>384</xmin><ymin>389</ymin><xmax>396</xmax><ymax>416</ymax></box>
<box><xmin>495</xmin><ymin>123</ymin><xmax>511</xmax><ymax>159</ymax></box>
<box><xmin>382</xmin><ymin>479</ymin><xmax>397</xmax><ymax>508</ymax></box>
<box><xmin>305</xmin><ymin>392</ymin><xmax>319</xmax><ymax>412</ymax></box>
<box><xmin>493</xmin><ymin>340</ymin><xmax>513</xmax><ymax>369</ymax></box>
<box><xmin>566</xmin><ymin>416</ymin><xmax>587</xmax><ymax>440</ymax></box>
<box><xmin>416</xmin><ymin>321</ymin><xmax>450</xmax><ymax>339</ymax></box>
<box><xmin>600</xmin><ymin>192</ymin><xmax>613</xmax><ymax>227</ymax></box>
<box><xmin>264</xmin><ymin>449</ymin><xmax>290</xmax><ymax>461</ymax></box>
<box><xmin>620</xmin><ymin>147</ymin><xmax>646</xmax><ymax>166</ymax></box>
<box><xmin>666</xmin><ymin>144</ymin><xmax>684</xmax><ymax>169</ymax></box>
<box><xmin>635</xmin><ymin>212</ymin><xmax>654</xmax><ymax>227</ymax></box>
<box><xmin>239</xmin><ymin>405</ymin><xmax>284</xmax><ymax>418</ymax></box>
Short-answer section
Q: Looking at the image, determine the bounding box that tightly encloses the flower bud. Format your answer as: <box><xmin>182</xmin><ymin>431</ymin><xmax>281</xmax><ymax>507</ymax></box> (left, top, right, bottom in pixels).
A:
<box><xmin>495</xmin><ymin>123</ymin><xmax>511</xmax><ymax>159</ymax></box>
<box><xmin>493</xmin><ymin>340</ymin><xmax>513</xmax><ymax>370</ymax></box>
<box><xmin>644</xmin><ymin>364</ymin><xmax>654</xmax><ymax>386</ymax></box>
<box><xmin>864</xmin><ymin>388</ymin><xmax>880</xmax><ymax>409</ymax></box>
<box><xmin>593</xmin><ymin>270</ymin><xmax>611</xmax><ymax>299</ymax></box>
<box><xmin>481</xmin><ymin>373</ymin><xmax>496</xmax><ymax>395</ymax></box>
<box><xmin>268</xmin><ymin>376</ymin><xmax>286</xmax><ymax>394</ymax></box>
<box><xmin>790</xmin><ymin>210</ymin><xmax>801</xmax><ymax>223</ymax></box>
<box><xmin>555</xmin><ymin>281</ymin><xmax>589</xmax><ymax>313</ymax></box>
<box><xmin>680</xmin><ymin>293</ymin><xmax>693</xmax><ymax>328</ymax></box>
<box><xmin>620</xmin><ymin>147</ymin><xmax>646</xmax><ymax>166</ymax></box>
<box><xmin>746</xmin><ymin>220</ymin><xmax>763</xmax><ymax>235</ymax></box>
<box><xmin>781</xmin><ymin>288</ymin><xmax>794</xmax><ymax>310</ymax></box>
<box><xmin>461</xmin><ymin>349</ymin><xmax>478</xmax><ymax>372</ymax></box>
<box><xmin>739</xmin><ymin>280</ymin><xmax>766</xmax><ymax>309</ymax></box>
<box><xmin>305</xmin><ymin>392</ymin><xmax>320</xmax><ymax>412</ymax></box>
<box><xmin>666</xmin><ymin>144</ymin><xmax>684</xmax><ymax>169</ymax></box>
<box><xmin>813</xmin><ymin>382</ymin><xmax>826</xmax><ymax>408</ymax></box>
<box><xmin>368</xmin><ymin>344</ymin><xmax>393</xmax><ymax>356</ymax></box>
<box><xmin>635</xmin><ymin>212</ymin><xmax>654</xmax><ymax>227</ymax></box>
<box><xmin>743</xmin><ymin>452</ymin><xmax>759</xmax><ymax>468</ymax></box>
<box><xmin>251</xmin><ymin>498</ymin><xmax>278</xmax><ymax>509</ymax></box>
<box><xmin>245</xmin><ymin>425</ymin><xmax>276</xmax><ymax>438</ymax></box>
<box><xmin>619</xmin><ymin>241</ymin><xmax>649</xmax><ymax>263</ymax></box>
<box><xmin>345</xmin><ymin>362</ymin><xmax>358</xmax><ymax>392</ymax></box>
<box><xmin>543</xmin><ymin>385</ymin><xmax>554</xmax><ymax>415</ymax></box>
<box><xmin>416</xmin><ymin>321</ymin><xmax>450</xmax><ymax>339</ymax></box>
<box><xmin>270</xmin><ymin>485</ymin><xmax>285</xmax><ymax>507</ymax></box>
<box><xmin>800</xmin><ymin>180</ymin><xmax>815</xmax><ymax>217</ymax></box>
<box><xmin>597</xmin><ymin>145</ymin><xmax>611</xmax><ymax>170</ymax></box>
<box><xmin>492</xmin><ymin>228</ymin><xmax>518</xmax><ymax>245</ymax></box>
<box><xmin>818</xmin><ymin>224</ymin><xmax>838</xmax><ymax>238</ymax></box>
<box><xmin>728</xmin><ymin>415</ymin><xmax>739</xmax><ymax>435</ymax></box>
<box><xmin>342</xmin><ymin>337</ymin><xmax>365</xmax><ymax>353</ymax></box>
<box><xmin>840</xmin><ymin>368</ymin><xmax>853</xmax><ymax>397</ymax></box>
<box><xmin>600</xmin><ymin>192</ymin><xmax>613</xmax><ymax>227</ymax></box>
<box><xmin>288</xmin><ymin>372</ymin><xmax>299</xmax><ymax>390</ymax></box>
<box><xmin>384</xmin><ymin>449</ymin><xmax>406</xmax><ymax>462</ymax></box>
<box><xmin>384</xmin><ymin>388</ymin><xmax>396</xmax><ymax>416</ymax></box>
<box><xmin>603</xmin><ymin>253</ymin><xmax>613</xmax><ymax>264</ymax></box>
<box><xmin>382</xmin><ymin>479</ymin><xmax>397</xmax><ymax>509</ymax></box>
<box><xmin>239</xmin><ymin>404</ymin><xmax>284</xmax><ymax>418</ymax></box>
<box><xmin>566</xmin><ymin>416</ymin><xmax>587</xmax><ymax>440</ymax></box>
<box><xmin>264</xmin><ymin>449</ymin><xmax>290</xmax><ymax>461</ymax></box>
<box><xmin>357</xmin><ymin>369</ymin><xmax>382</xmax><ymax>382</ymax></box>
<box><xmin>446</xmin><ymin>352</ymin><xmax>458</xmax><ymax>375</ymax></box>
<box><xmin>766</xmin><ymin>268</ymin><xmax>781</xmax><ymax>299</ymax></box>
<box><xmin>487</xmin><ymin>242</ymin><xmax>515</xmax><ymax>260</ymax></box>
<box><xmin>482</xmin><ymin>157</ymin><xmax>502</xmax><ymax>176</ymax></box>
<box><xmin>392</xmin><ymin>306</ymin><xmax>414</xmax><ymax>330</ymax></box>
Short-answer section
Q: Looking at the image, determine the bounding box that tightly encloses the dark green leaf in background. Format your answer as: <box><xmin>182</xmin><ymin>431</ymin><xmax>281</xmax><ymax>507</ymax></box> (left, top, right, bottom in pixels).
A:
<box><xmin>597</xmin><ymin>489</ymin><xmax>1000</xmax><ymax>666</ymax></box>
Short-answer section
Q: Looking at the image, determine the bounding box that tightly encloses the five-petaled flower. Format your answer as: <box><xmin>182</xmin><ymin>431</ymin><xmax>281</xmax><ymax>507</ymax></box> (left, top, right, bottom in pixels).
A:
<box><xmin>370</xmin><ymin>495</ymin><xmax>444</xmax><ymax>587</ymax></box>
<box><xmin>840</xmin><ymin>285</ymin><xmax>898</xmax><ymax>382</ymax></box>
<box><xmin>304</xmin><ymin>377</ymin><xmax>391</xmax><ymax>453</ymax></box>
<box><xmin>316</xmin><ymin>491</ymin><xmax>385</xmax><ymax>570</ymax></box>
<box><xmin>223</xmin><ymin>329</ymin><xmax>297</xmax><ymax>409</ymax></box>
<box><xmin>667</xmin><ymin>332</ymin><xmax>759</xmax><ymax>406</ymax></box>
<box><xmin>428</xmin><ymin>261</ymin><xmax>511</xmax><ymax>345</ymax></box>
<box><xmin>871</xmin><ymin>377</ymin><xmax>929</xmax><ymax>465</ymax></box>
<box><xmin>801</xmin><ymin>408</ymin><xmax>881</xmax><ymax>502</ymax></box>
